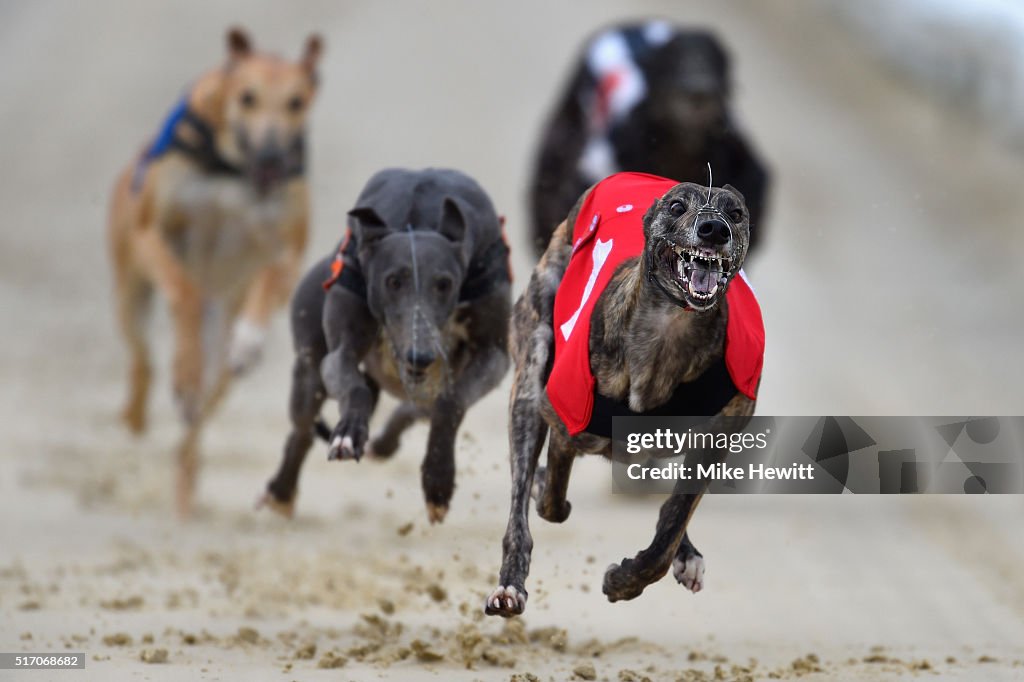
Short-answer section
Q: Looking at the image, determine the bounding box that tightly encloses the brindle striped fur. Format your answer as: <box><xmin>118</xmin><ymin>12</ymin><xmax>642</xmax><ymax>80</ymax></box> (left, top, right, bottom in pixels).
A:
<box><xmin>487</xmin><ymin>182</ymin><xmax>755</xmax><ymax>617</ymax></box>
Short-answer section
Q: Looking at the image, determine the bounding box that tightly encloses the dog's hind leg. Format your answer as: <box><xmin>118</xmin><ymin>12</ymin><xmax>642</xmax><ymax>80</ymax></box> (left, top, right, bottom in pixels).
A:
<box><xmin>369</xmin><ymin>402</ymin><xmax>421</xmax><ymax>459</ymax></box>
<box><xmin>533</xmin><ymin>427</ymin><xmax>575</xmax><ymax>523</ymax></box>
<box><xmin>602</xmin><ymin>488</ymin><xmax>705</xmax><ymax>602</ymax></box>
<box><xmin>672</xmin><ymin>531</ymin><xmax>705</xmax><ymax>593</ymax></box>
<box><xmin>259</xmin><ymin>348</ymin><xmax>327</xmax><ymax>518</ymax></box>
<box><xmin>114</xmin><ymin>271</ymin><xmax>154</xmax><ymax>434</ymax></box>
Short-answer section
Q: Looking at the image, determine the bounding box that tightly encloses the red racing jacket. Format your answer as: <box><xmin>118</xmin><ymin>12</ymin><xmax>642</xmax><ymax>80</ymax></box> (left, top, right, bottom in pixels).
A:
<box><xmin>545</xmin><ymin>172</ymin><xmax>764</xmax><ymax>437</ymax></box>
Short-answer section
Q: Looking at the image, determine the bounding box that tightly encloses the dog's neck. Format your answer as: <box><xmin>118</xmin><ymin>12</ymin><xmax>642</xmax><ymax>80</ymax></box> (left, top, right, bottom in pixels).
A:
<box><xmin>590</xmin><ymin>257</ymin><xmax>727</xmax><ymax>412</ymax></box>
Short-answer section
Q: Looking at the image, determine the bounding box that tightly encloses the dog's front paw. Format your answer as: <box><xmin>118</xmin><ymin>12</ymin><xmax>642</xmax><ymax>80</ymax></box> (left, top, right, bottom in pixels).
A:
<box><xmin>368</xmin><ymin>433</ymin><xmax>400</xmax><ymax>459</ymax></box>
<box><xmin>425</xmin><ymin>502</ymin><xmax>449</xmax><ymax>524</ymax></box>
<box><xmin>484</xmin><ymin>585</ymin><xmax>527</xmax><ymax>617</ymax></box>
<box><xmin>672</xmin><ymin>553</ymin><xmax>705</xmax><ymax>593</ymax></box>
<box><xmin>602</xmin><ymin>560</ymin><xmax>649</xmax><ymax>602</ymax></box>
<box><xmin>327</xmin><ymin>417</ymin><xmax>369</xmax><ymax>461</ymax></box>
<box><xmin>120</xmin><ymin>402</ymin><xmax>147</xmax><ymax>435</ymax></box>
<box><xmin>228</xmin><ymin>319</ymin><xmax>266</xmax><ymax>376</ymax></box>
<box><xmin>254</xmin><ymin>487</ymin><xmax>296</xmax><ymax>519</ymax></box>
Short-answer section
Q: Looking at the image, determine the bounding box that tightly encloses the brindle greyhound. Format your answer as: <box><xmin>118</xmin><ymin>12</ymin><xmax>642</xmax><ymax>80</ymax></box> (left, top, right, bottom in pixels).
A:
<box><xmin>108</xmin><ymin>27</ymin><xmax>322</xmax><ymax>516</ymax></box>
<box><xmin>486</xmin><ymin>172</ymin><xmax>762</xmax><ymax>616</ymax></box>
<box><xmin>258</xmin><ymin>168</ymin><xmax>511</xmax><ymax>523</ymax></box>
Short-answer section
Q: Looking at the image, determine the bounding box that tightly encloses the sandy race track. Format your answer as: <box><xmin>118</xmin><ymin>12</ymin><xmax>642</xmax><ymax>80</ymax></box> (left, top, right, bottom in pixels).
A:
<box><xmin>1</xmin><ymin>1</ymin><xmax>1024</xmax><ymax>680</ymax></box>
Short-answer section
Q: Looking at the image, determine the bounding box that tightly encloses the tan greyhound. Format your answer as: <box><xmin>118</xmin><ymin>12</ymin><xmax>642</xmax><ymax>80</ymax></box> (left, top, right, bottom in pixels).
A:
<box><xmin>107</xmin><ymin>27</ymin><xmax>322</xmax><ymax>516</ymax></box>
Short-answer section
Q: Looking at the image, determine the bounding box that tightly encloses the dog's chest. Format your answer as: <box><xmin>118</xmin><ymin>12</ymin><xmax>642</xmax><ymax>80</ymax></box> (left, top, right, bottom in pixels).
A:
<box><xmin>169</xmin><ymin>176</ymin><xmax>291</xmax><ymax>295</ymax></box>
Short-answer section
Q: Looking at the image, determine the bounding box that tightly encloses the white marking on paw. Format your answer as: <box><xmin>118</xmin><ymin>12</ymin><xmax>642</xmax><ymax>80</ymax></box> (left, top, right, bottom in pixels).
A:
<box><xmin>330</xmin><ymin>436</ymin><xmax>342</xmax><ymax>450</ymax></box>
<box><xmin>228</xmin><ymin>319</ymin><xmax>266</xmax><ymax>375</ymax></box>
<box><xmin>341</xmin><ymin>436</ymin><xmax>353</xmax><ymax>451</ymax></box>
<box><xmin>485</xmin><ymin>585</ymin><xmax>526</xmax><ymax>615</ymax></box>
<box><xmin>672</xmin><ymin>554</ymin><xmax>705</xmax><ymax>593</ymax></box>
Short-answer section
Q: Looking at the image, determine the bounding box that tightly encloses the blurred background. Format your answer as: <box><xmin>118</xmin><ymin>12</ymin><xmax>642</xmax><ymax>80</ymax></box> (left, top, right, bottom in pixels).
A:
<box><xmin>1</xmin><ymin>1</ymin><xmax>1022</xmax><ymax>680</ymax></box>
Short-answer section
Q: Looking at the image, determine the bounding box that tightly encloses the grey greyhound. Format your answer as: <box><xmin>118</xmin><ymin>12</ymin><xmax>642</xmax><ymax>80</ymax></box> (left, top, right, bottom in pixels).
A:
<box><xmin>258</xmin><ymin>168</ymin><xmax>511</xmax><ymax>523</ymax></box>
<box><xmin>486</xmin><ymin>171</ymin><xmax>764</xmax><ymax>616</ymax></box>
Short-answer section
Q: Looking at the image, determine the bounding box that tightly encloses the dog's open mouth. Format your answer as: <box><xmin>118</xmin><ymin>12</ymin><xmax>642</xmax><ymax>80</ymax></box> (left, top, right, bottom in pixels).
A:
<box><xmin>667</xmin><ymin>244</ymin><xmax>731</xmax><ymax>307</ymax></box>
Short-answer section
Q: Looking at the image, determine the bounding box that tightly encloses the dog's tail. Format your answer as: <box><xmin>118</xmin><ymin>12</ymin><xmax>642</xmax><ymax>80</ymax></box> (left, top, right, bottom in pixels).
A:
<box><xmin>314</xmin><ymin>418</ymin><xmax>332</xmax><ymax>442</ymax></box>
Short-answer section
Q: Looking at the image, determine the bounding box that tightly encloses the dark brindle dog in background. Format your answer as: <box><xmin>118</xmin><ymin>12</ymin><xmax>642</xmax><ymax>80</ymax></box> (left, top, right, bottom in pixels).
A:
<box><xmin>258</xmin><ymin>168</ymin><xmax>511</xmax><ymax>523</ymax></box>
<box><xmin>486</xmin><ymin>171</ymin><xmax>764</xmax><ymax>616</ymax></box>
<box><xmin>529</xmin><ymin>20</ymin><xmax>770</xmax><ymax>257</ymax></box>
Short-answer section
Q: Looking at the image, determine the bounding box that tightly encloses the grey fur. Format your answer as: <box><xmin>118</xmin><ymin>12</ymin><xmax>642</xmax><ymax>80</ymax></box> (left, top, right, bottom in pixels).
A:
<box><xmin>262</xmin><ymin>168</ymin><xmax>510</xmax><ymax>522</ymax></box>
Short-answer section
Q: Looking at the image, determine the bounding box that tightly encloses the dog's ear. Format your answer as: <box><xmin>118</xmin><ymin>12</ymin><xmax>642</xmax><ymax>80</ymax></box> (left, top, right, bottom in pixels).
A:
<box><xmin>641</xmin><ymin>196</ymin><xmax>663</xmax><ymax>238</ymax></box>
<box><xmin>226</xmin><ymin>27</ymin><xmax>253</xmax><ymax>61</ymax></box>
<box><xmin>437</xmin><ymin>198</ymin><xmax>467</xmax><ymax>243</ymax></box>
<box><xmin>722</xmin><ymin>183</ymin><xmax>746</xmax><ymax>205</ymax></box>
<box><xmin>300</xmin><ymin>34</ymin><xmax>323</xmax><ymax>78</ymax></box>
<box><xmin>348</xmin><ymin>206</ymin><xmax>390</xmax><ymax>245</ymax></box>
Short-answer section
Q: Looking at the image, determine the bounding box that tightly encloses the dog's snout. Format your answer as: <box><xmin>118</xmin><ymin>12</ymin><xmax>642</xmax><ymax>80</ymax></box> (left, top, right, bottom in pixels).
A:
<box><xmin>696</xmin><ymin>218</ymin><xmax>731</xmax><ymax>245</ymax></box>
<box><xmin>405</xmin><ymin>349</ymin><xmax>435</xmax><ymax>371</ymax></box>
<box><xmin>249</xmin><ymin>143</ymin><xmax>288</xmax><ymax>194</ymax></box>
<box><xmin>255</xmin><ymin>145</ymin><xmax>286</xmax><ymax>169</ymax></box>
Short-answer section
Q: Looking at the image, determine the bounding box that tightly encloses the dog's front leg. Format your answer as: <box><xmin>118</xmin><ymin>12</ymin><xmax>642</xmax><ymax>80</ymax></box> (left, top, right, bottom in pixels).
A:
<box><xmin>229</xmin><ymin>219</ymin><xmax>306</xmax><ymax>375</ymax></box>
<box><xmin>421</xmin><ymin>331</ymin><xmax>510</xmax><ymax>523</ymax></box>
<box><xmin>419</xmin><ymin>288</ymin><xmax>511</xmax><ymax>521</ymax></box>
<box><xmin>485</xmin><ymin>326</ymin><xmax>551</xmax><ymax>617</ymax></box>
<box><xmin>320</xmin><ymin>286</ymin><xmax>378</xmax><ymax>462</ymax></box>
<box><xmin>132</xmin><ymin>226</ymin><xmax>204</xmax><ymax>424</ymax></box>
<box><xmin>420</xmin><ymin>395</ymin><xmax>465</xmax><ymax>524</ymax></box>
<box><xmin>603</xmin><ymin>485</ymin><xmax>706</xmax><ymax>602</ymax></box>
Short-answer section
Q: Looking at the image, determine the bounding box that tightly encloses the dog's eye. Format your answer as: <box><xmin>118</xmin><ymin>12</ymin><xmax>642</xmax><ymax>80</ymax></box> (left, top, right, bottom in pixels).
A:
<box><xmin>239</xmin><ymin>90</ymin><xmax>258</xmax><ymax>109</ymax></box>
<box><xmin>287</xmin><ymin>95</ymin><xmax>304</xmax><ymax>113</ymax></box>
<box><xmin>728</xmin><ymin>208</ymin><xmax>745</xmax><ymax>223</ymax></box>
<box><xmin>668</xmin><ymin>201</ymin><xmax>686</xmax><ymax>217</ymax></box>
<box><xmin>434</xmin><ymin>277</ymin><xmax>453</xmax><ymax>295</ymax></box>
<box><xmin>385</xmin><ymin>274</ymin><xmax>402</xmax><ymax>292</ymax></box>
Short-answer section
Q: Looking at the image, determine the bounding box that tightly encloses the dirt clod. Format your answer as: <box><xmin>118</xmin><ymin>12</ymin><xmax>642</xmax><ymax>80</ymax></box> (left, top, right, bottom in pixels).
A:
<box><xmin>317</xmin><ymin>650</ymin><xmax>347</xmax><ymax>668</ymax></box>
<box><xmin>103</xmin><ymin>633</ymin><xmax>132</xmax><ymax>646</ymax></box>
<box><xmin>573</xmin><ymin>661</ymin><xmax>597</xmax><ymax>679</ymax></box>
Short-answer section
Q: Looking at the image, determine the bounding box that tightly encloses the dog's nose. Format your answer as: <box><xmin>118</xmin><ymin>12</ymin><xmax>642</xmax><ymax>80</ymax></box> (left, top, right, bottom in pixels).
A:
<box><xmin>405</xmin><ymin>350</ymin><xmax>435</xmax><ymax>370</ymax></box>
<box><xmin>696</xmin><ymin>218</ymin><xmax>731</xmax><ymax>245</ymax></box>
<box><xmin>255</xmin><ymin>146</ymin><xmax>286</xmax><ymax>170</ymax></box>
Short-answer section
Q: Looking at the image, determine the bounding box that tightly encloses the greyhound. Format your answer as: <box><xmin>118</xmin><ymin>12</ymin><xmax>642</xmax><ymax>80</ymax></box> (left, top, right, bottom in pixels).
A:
<box><xmin>486</xmin><ymin>171</ymin><xmax>764</xmax><ymax>616</ymax></box>
<box><xmin>529</xmin><ymin>21</ymin><xmax>769</xmax><ymax>257</ymax></box>
<box><xmin>258</xmin><ymin>168</ymin><xmax>511</xmax><ymax>523</ymax></box>
<box><xmin>107</xmin><ymin>27</ymin><xmax>322</xmax><ymax>516</ymax></box>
